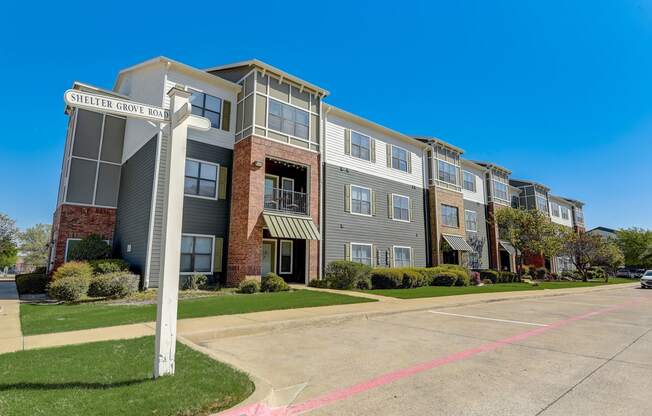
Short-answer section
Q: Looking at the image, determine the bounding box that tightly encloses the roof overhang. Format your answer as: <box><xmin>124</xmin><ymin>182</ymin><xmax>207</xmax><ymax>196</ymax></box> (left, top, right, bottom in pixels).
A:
<box><xmin>472</xmin><ymin>161</ymin><xmax>512</xmax><ymax>175</ymax></box>
<box><xmin>415</xmin><ymin>136</ymin><xmax>465</xmax><ymax>155</ymax></box>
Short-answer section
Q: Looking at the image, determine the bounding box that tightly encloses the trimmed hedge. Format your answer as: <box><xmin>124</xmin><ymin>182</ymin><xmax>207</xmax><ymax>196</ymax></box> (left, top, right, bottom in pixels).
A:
<box><xmin>52</xmin><ymin>262</ymin><xmax>93</xmax><ymax>281</ymax></box>
<box><xmin>479</xmin><ymin>269</ymin><xmax>500</xmax><ymax>284</ymax></box>
<box><xmin>49</xmin><ymin>275</ymin><xmax>90</xmax><ymax>302</ymax></box>
<box><xmin>308</xmin><ymin>279</ymin><xmax>329</xmax><ymax>288</ymax></box>
<box><xmin>261</xmin><ymin>273</ymin><xmax>290</xmax><ymax>292</ymax></box>
<box><xmin>182</xmin><ymin>273</ymin><xmax>208</xmax><ymax>291</ymax></box>
<box><xmin>15</xmin><ymin>272</ymin><xmax>48</xmax><ymax>294</ymax></box>
<box><xmin>67</xmin><ymin>234</ymin><xmax>112</xmax><ymax>261</ymax></box>
<box><xmin>88</xmin><ymin>272</ymin><xmax>139</xmax><ymax>299</ymax></box>
<box><xmin>370</xmin><ymin>268</ymin><xmax>404</xmax><ymax>289</ymax></box>
<box><xmin>88</xmin><ymin>259</ymin><xmax>129</xmax><ymax>274</ymax></box>
<box><xmin>401</xmin><ymin>269</ymin><xmax>430</xmax><ymax>288</ymax></box>
<box><xmin>325</xmin><ymin>260</ymin><xmax>372</xmax><ymax>290</ymax></box>
<box><xmin>431</xmin><ymin>272</ymin><xmax>458</xmax><ymax>286</ymax></box>
<box><xmin>238</xmin><ymin>279</ymin><xmax>260</xmax><ymax>294</ymax></box>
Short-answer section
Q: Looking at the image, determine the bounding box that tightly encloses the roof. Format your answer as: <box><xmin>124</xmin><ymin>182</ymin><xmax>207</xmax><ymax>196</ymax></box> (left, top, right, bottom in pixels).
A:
<box><xmin>414</xmin><ymin>136</ymin><xmax>464</xmax><ymax>154</ymax></box>
<box><xmin>472</xmin><ymin>160</ymin><xmax>512</xmax><ymax>175</ymax></box>
<box><xmin>509</xmin><ymin>178</ymin><xmax>550</xmax><ymax>191</ymax></box>
<box><xmin>588</xmin><ymin>226</ymin><xmax>617</xmax><ymax>234</ymax></box>
<box><xmin>560</xmin><ymin>197</ymin><xmax>585</xmax><ymax>207</ymax></box>
<box><xmin>206</xmin><ymin>59</ymin><xmax>330</xmax><ymax>96</ymax></box>
<box><xmin>114</xmin><ymin>56</ymin><xmax>241</xmax><ymax>93</ymax></box>
<box><xmin>461</xmin><ymin>159</ymin><xmax>486</xmax><ymax>170</ymax></box>
<box><xmin>324</xmin><ymin>104</ymin><xmax>428</xmax><ymax>149</ymax></box>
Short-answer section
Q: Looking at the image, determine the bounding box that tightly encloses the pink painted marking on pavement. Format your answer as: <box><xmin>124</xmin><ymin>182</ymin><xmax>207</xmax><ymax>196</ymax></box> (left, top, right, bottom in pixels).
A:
<box><xmin>218</xmin><ymin>298</ymin><xmax>647</xmax><ymax>416</ymax></box>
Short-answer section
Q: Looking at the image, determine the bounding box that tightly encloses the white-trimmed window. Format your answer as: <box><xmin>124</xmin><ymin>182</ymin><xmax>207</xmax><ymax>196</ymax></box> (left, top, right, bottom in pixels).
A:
<box><xmin>279</xmin><ymin>240</ymin><xmax>293</xmax><ymax>274</ymax></box>
<box><xmin>190</xmin><ymin>90</ymin><xmax>222</xmax><ymax>129</ymax></box>
<box><xmin>536</xmin><ymin>195</ymin><xmax>548</xmax><ymax>213</ymax></box>
<box><xmin>463</xmin><ymin>171</ymin><xmax>476</xmax><ymax>192</ymax></box>
<box><xmin>441</xmin><ymin>204</ymin><xmax>459</xmax><ymax>227</ymax></box>
<box><xmin>551</xmin><ymin>201</ymin><xmax>560</xmax><ymax>217</ymax></box>
<box><xmin>391</xmin><ymin>145</ymin><xmax>409</xmax><ymax>172</ymax></box>
<box><xmin>351</xmin><ymin>131</ymin><xmax>371</xmax><ymax>161</ymax></box>
<box><xmin>184</xmin><ymin>159</ymin><xmax>218</xmax><ymax>199</ymax></box>
<box><xmin>561</xmin><ymin>206</ymin><xmax>569</xmax><ymax>220</ymax></box>
<box><xmin>351</xmin><ymin>243</ymin><xmax>373</xmax><ymax>266</ymax></box>
<box><xmin>493</xmin><ymin>181</ymin><xmax>509</xmax><ymax>201</ymax></box>
<box><xmin>268</xmin><ymin>99</ymin><xmax>309</xmax><ymax>140</ymax></box>
<box><xmin>351</xmin><ymin>185</ymin><xmax>372</xmax><ymax>216</ymax></box>
<box><xmin>393</xmin><ymin>246</ymin><xmax>412</xmax><ymax>267</ymax></box>
<box><xmin>438</xmin><ymin>160</ymin><xmax>458</xmax><ymax>185</ymax></box>
<box><xmin>180</xmin><ymin>234</ymin><xmax>214</xmax><ymax>274</ymax></box>
<box><xmin>465</xmin><ymin>210</ymin><xmax>478</xmax><ymax>232</ymax></box>
<box><xmin>392</xmin><ymin>194</ymin><xmax>410</xmax><ymax>222</ymax></box>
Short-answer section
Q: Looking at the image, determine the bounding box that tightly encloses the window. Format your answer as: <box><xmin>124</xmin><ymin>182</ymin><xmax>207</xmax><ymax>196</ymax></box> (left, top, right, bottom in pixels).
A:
<box><xmin>463</xmin><ymin>171</ymin><xmax>476</xmax><ymax>192</ymax></box>
<box><xmin>536</xmin><ymin>195</ymin><xmax>548</xmax><ymax>213</ymax></box>
<box><xmin>351</xmin><ymin>185</ymin><xmax>372</xmax><ymax>216</ymax></box>
<box><xmin>351</xmin><ymin>131</ymin><xmax>371</xmax><ymax>161</ymax></box>
<box><xmin>391</xmin><ymin>145</ymin><xmax>409</xmax><ymax>172</ymax></box>
<box><xmin>465</xmin><ymin>210</ymin><xmax>477</xmax><ymax>232</ymax></box>
<box><xmin>393</xmin><ymin>246</ymin><xmax>412</xmax><ymax>267</ymax></box>
<box><xmin>190</xmin><ymin>90</ymin><xmax>221</xmax><ymax>129</ymax></box>
<box><xmin>561</xmin><ymin>206</ymin><xmax>569</xmax><ymax>220</ymax></box>
<box><xmin>438</xmin><ymin>160</ymin><xmax>458</xmax><ymax>185</ymax></box>
<box><xmin>575</xmin><ymin>209</ymin><xmax>584</xmax><ymax>224</ymax></box>
<box><xmin>551</xmin><ymin>201</ymin><xmax>560</xmax><ymax>217</ymax></box>
<box><xmin>441</xmin><ymin>204</ymin><xmax>459</xmax><ymax>227</ymax></box>
<box><xmin>493</xmin><ymin>181</ymin><xmax>508</xmax><ymax>201</ymax></box>
<box><xmin>180</xmin><ymin>235</ymin><xmax>213</xmax><ymax>273</ymax></box>
<box><xmin>392</xmin><ymin>194</ymin><xmax>410</xmax><ymax>222</ymax></box>
<box><xmin>185</xmin><ymin>159</ymin><xmax>218</xmax><ymax>199</ymax></box>
<box><xmin>351</xmin><ymin>243</ymin><xmax>372</xmax><ymax>266</ymax></box>
<box><xmin>65</xmin><ymin>238</ymin><xmax>110</xmax><ymax>262</ymax></box>
<box><xmin>268</xmin><ymin>99</ymin><xmax>309</xmax><ymax>139</ymax></box>
<box><xmin>279</xmin><ymin>240</ymin><xmax>293</xmax><ymax>274</ymax></box>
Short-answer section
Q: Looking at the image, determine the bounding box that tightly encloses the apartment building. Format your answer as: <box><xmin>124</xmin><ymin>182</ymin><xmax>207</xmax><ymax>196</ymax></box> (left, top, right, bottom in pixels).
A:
<box><xmin>49</xmin><ymin>56</ymin><xmax>587</xmax><ymax>287</ymax></box>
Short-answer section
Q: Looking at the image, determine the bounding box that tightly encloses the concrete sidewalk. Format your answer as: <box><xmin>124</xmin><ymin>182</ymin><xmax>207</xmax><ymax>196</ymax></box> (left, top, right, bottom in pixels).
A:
<box><xmin>8</xmin><ymin>282</ymin><xmax>639</xmax><ymax>353</ymax></box>
<box><xmin>0</xmin><ymin>281</ymin><xmax>22</xmax><ymax>353</ymax></box>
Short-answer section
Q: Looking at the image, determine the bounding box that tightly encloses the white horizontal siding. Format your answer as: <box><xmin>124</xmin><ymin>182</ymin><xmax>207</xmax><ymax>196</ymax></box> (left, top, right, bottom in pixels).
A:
<box><xmin>461</xmin><ymin>165</ymin><xmax>486</xmax><ymax>204</ymax></box>
<box><xmin>550</xmin><ymin>200</ymin><xmax>574</xmax><ymax>228</ymax></box>
<box><xmin>324</xmin><ymin>115</ymin><xmax>425</xmax><ymax>188</ymax></box>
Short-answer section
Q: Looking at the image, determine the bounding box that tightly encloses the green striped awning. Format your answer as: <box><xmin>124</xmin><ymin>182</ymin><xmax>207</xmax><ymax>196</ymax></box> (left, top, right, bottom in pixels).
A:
<box><xmin>441</xmin><ymin>234</ymin><xmax>474</xmax><ymax>252</ymax></box>
<box><xmin>499</xmin><ymin>241</ymin><xmax>518</xmax><ymax>256</ymax></box>
<box><xmin>263</xmin><ymin>214</ymin><xmax>321</xmax><ymax>240</ymax></box>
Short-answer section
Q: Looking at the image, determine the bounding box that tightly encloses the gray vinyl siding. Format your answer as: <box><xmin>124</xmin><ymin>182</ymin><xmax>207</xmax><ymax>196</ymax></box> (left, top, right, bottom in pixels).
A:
<box><xmin>113</xmin><ymin>136</ymin><xmax>157</xmax><ymax>278</ymax></box>
<box><xmin>148</xmin><ymin>132</ymin><xmax>168</xmax><ymax>288</ymax></box>
<box><xmin>323</xmin><ymin>163</ymin><xmax>427</xmax><ymax>268</ymax></box>
<box><xmin>463</xmin><ymin>200</ymin><xmax>490</xmax><ymax>269</ymax></box>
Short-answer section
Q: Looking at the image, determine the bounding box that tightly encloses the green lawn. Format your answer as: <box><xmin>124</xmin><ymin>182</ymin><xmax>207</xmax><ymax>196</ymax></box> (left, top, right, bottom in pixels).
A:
<box><xmin>20</xmin><ymin>290</ymin><xmax>375</xmax><ymax>336</ymax></box>
<box><xmin>366</xmin><ymin>278</ymin><xmax>634</xmax><ymax>299</ymax></box>
<box><xmin>0</xmin><ymin>336</ymin><xmax>253</xmax><ymax>416</ymax></box>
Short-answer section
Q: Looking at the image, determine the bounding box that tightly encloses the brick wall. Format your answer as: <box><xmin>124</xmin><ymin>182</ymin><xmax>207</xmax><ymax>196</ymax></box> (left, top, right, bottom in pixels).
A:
<box><xmin>50</xmin><ymin>204</ymin><xmax>116</xmax><ymax>271</ymax></box>
<box><xmin>226</xmin><ymin>135</ymin><xmax>320</xmax><ymax>286</ymax></box>
<box><xmin>428</xmin><ymin>186</ymin><xmax>466</xmax><ymax>265</ymax></box>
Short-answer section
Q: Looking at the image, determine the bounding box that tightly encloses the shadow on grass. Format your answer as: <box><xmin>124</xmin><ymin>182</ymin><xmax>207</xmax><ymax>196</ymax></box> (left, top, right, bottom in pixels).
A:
<box><xmin>0</xmin><ymin>378</ymin><xmax>151</xmax><ymax>391</ymax></box>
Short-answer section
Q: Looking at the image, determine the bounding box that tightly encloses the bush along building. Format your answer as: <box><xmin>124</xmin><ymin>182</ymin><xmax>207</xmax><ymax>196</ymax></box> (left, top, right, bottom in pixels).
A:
<box><xmin>48</xmin><ymin>56</ymin><xmax>587</xmax><ymax>287</ymax></box>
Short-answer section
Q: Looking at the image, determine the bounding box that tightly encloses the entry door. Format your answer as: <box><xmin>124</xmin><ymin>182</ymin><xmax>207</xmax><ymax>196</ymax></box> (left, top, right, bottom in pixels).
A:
<box><xmin>261</xmin><ymin>240</ymin><xmax>276</xmax><ymax>276</ymax></box>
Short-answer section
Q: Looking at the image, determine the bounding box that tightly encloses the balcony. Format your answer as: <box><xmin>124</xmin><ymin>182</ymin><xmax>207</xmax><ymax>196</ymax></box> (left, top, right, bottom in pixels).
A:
<box><xmin>264</xmin><ymin>188</ymin><xmax>309</xmax><ymax>216</ymax></box>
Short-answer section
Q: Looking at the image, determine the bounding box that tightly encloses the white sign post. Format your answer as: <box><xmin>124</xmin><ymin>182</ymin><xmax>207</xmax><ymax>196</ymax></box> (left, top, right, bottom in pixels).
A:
<box><xmin>64</xmin><ymin>86</ymin><xmax>210</xmax><ymax>378</ymax></box>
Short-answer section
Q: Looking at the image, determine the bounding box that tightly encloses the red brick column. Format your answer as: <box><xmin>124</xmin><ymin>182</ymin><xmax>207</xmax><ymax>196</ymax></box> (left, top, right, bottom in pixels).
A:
<box><xmin>226</xmin><ymin>136</ymin><xmax>320</xmax><ymax>286</ymax></box>
<box><xmin>486</xmin><ymin>202</ymin><xmax>501</xmax><ymax>270</ymax></box>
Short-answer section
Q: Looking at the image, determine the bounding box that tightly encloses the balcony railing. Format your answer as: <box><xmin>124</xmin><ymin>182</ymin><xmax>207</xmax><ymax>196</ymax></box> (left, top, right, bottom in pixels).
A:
<box><xmin>264</xmin><ymin>188</ymin><xmax>309</xmax><ymax>216</ymax></box>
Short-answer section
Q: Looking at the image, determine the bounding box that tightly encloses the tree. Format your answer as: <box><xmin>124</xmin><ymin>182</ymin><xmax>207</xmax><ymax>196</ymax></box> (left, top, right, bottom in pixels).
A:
<box><xmin>592</xmin><ymin>240</ymin><xmax>625</xmax><ymax>282</ymax></box>
<box><xmin>495</xmin><ymin>207</ymin><xmax>559</xmax><ymax>276</ymax></box>
<box><xmin>68</xmin><ymin>234</ymin><xmax>111</xmax><ymax>261</ymax></box>
<box><xmin>19</xmin><ymin>224</ymin><xmax>51</xmax><ymax>269</ymax></box>
<box><xmin>0</xmin><ymin>213</ymin><xmax>18</xmax><ymax>270</ymax></box>
<box><xmin>558</xmin><ymin>231</ymin><xmax>623</xmax><ymax>281</ymax></box>
<box><xmin>616</xmin><ymin>228</ymin><xmax>652</xmax><ymax>268</ymax></box>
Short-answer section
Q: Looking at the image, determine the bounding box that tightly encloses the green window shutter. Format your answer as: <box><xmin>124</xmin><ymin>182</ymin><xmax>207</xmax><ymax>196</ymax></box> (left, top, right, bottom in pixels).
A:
<box><xmin>387</xmin><ymin>193</ymin><xmax>393</xmax><ymax>219</ymax></box>
<box><xmin>386</xmin><ymin>144</ymin><xmax>392</xmax><ymax>168</ymax></box>
<box><xmin>345</xmin><ymin>243</ymin><xmax>351</xmax><ymax>261</ymax></box>
<box><xmin>409</xmin><ymin>197</ymin><xmax>414</xmax><ymax>222</ymax></box>
<box><xmin>213</xmin><ymin>237</ymin><xmax>224</xmax><ymax>272</ymax></box>
<box><xmin>371</xmin><ymin>190</ymin><xmax>377</xmax><ymax>216</ymax></box>
<box><xmin>371</xmin><ymin>244</ymin><xmax>375</xmax><ymax>266</ymax></box>
<box><xmin>344</xmin><ymin>184</ymin><xmax>351</xmax><ymax>212</ymax></box>
<box><xmin>218</xmin><ymin>166</ymin><xmax>228</xmax><ymax>200</ymax></box>
<box><xmin>344</xmin><ymin>129</ymin><xmax>351</xmax><ymax>155</ymax></box>
<box><xmin>370</xmin><ymin>139</ymin><xmax>376</xmax><ymax>163</ymax></box>
<box><xmin>407</xmin><ymin>152</ymin><xmax>412</xmax><ymax>174</ymax></box>
<box><xmin>221</xmin><ymin>100</ymin><xmax>231</xmax><ymax>131</ymax></box>
<box><xmin>410</xmin><ymin>247</ymin><xmax>414</xmax><ymax>267</ymax></box>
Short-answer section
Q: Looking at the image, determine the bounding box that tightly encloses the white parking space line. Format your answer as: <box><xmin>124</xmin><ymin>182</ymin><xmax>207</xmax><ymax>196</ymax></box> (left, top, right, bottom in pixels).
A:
<box><xmin>428</xmin><ymin>310</ymin><xmax>549</xmax><ymax>327</ymax></box>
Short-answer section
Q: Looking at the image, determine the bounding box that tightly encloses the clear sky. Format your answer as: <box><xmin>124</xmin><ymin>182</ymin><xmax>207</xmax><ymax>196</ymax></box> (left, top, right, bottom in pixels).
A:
<box><xmin>1</xmin><ymin>1</ymin><xmax>651</xmax><ymax>230</ymax></box>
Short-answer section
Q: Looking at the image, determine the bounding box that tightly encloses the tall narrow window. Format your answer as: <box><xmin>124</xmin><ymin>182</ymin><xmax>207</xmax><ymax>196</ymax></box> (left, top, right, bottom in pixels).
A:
<box><xmin>279</xmin><ymin>240</ymin><xmax>293</xmax><ymax>274</ymax></box>
<box><xmin>393</xmin><ymin>246</ymin><xmax>411</xmax><ymax>267</ymax></box>
<box><xmin>438</xmin><ymin>160</ymin><xmax>458</xmax><ymax>185</ymax></box>
<box><xmin>351</xmin><ymin>185</ymin><xmax>372</xmax><ymax>216</ymax></box>
<box><xmin>190</xmin><ymin>90</ymin><xmax>222</xmax><ymax>129</ymax></box>
<box><xmin>551</xmin><ymin>202</ymin><xmax>560</xmax><ymax>217</ymax></box>
<box><xmin>180</xmin><ymin>235</ymin><xmax>213</xmax><ymax>273</ymax></box>
<box><xmin>351</xmin><ymin>243</ymin><xmax>372</xmax><ymax>266</ymax></box>
<box><xmin>561</xmin><ymin>206</ymin><xmax>569</xmax><ymax>220</ymax></box>
<box><xmin>391</xmin><ymin>145</ymin><xmax>409</xmax><ymax>172</ymax></box>
<box><xmin>493</xmin><ymin>181</ymin><xmax>508</xmax><ymax>201</ymax></box>
<box><xmin>441</xmin><ymin>204</ymin><xmax>459</xmax><ymax>227</ymax></box>
<box><xmin>463</xmin><ymin>171</ymin><xmax>476</xmax><ymax>192</ymax></box>
<box><xmin>536</xmin><ymin>195</ymin><xmax>548</xmax><ymax>213</ymax></box>
<box><xmin>351</xmin><ymin>131</ymin><xmax>371</xmax><ymax>161</ymax></box>
<box><xmin>392</xmin><ymin>194</ymin><xmax>410</xmax><ymax>222</ymax></box>
<box><xmin>184</xmin><ymin>159</ymin><xmax>218</xmax><ymax>199</ymax></box>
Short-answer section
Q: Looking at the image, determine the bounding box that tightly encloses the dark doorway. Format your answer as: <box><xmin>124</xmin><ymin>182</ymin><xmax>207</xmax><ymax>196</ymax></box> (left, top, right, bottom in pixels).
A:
<box><xmin>499</xmin><ymin>250</ymin><xmax>512</xmax><ymax>271</ymax></box>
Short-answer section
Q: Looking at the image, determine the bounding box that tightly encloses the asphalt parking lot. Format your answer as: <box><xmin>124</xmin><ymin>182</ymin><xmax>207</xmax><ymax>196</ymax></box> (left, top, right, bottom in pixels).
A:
<box><xmin>206</xmin><ymin>286</ymin><xmax>652</xmax><ymax>416</ymax></box>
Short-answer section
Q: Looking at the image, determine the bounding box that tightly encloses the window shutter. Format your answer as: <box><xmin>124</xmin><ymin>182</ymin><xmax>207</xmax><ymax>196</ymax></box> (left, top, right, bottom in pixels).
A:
<box><xmin>387</xmin><ymin>193</ymin><xmax>393</xmax><ymax>219</ymax></box>
<box><xmin>221</xmin><ymin>100</ymin><xmax>231</xmax><ymax>131</ymax></box>
<box><xmin>344</xmin><ymin>243</ymin><xmax>351</xmax><ymax>261</ymax></box>
<box><xmin>370</xmin><ymin>139</ymin><xmax>376</xmax><ymax>163</ymax></box>
<box><xmin>344</xmin><ymin>184</ymin><xmax>351</xmax><ymax>212</ymax></box>
<box><xmin>410</xmin><ymin>247</ymin><xmax>414</xmax><ymax>267</ymax></box>
<box><xmin>344</xmin><ymin>129</ymin><xmax>351</xmax><ymax>155</ymax></box>
<box><xmin>213</xmin><ymin>237</ymin><xmax>224</xmax><ymax>272</ymax></box>
<box><xmin>371</xmin><ymin>244</ymin><xmax>375</xmax><ymax>266</ymax></box>
<box><xmin>371</xmin><ymin>190</ymin><xmax>377</xmax><ymax>216</ymax></box>
<box><xmin>407</xmin><ymin>152</ymin><xmax>412</xmax><ymax>174</ymax></box>
<box><xmin>218</xmin><ymin>166</ymin><xmax>228</xmax><ymax>200</ymax></box>
<box><xmin>386</xmin><ymin>144</ymin><xmax>392</xmax><ymax>168</ymax></box>
<box><xmin>409</xmin><ymin>197</ymin><xmax>414</xmax><ymax>222</ymax></box>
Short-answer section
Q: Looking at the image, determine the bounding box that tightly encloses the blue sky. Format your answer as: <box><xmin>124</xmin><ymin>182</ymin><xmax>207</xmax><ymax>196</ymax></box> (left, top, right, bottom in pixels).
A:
<box><xmin>1</xmin><ymin>1</ymin><xmax>651</xmax><ymax>230</ymax></box>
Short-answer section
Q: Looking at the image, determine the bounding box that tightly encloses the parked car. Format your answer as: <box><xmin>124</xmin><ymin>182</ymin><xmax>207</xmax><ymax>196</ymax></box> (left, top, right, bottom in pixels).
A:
<box><xmin>641</xmin><ymin>270</ymin><xmax>652</xmax><ymax>289</ymax></box>
<box><xmin>616</xmin><ymin>268</ymin><xmax>632</xmax><ymax>278</ymax></box>
<box><xmin>633</xmin><ymin>269</ymin><xmax>647</xmax><ymax>278</ymax></box>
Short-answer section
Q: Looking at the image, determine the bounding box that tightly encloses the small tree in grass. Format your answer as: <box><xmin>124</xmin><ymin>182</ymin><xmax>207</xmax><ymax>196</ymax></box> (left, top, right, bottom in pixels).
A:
<box><xmin>0</xmin><ymin>213</ymin><xmax>18</xmax><ymax>270</ymax></box>
<box><xmin>559</xmin><ymin>231</ymin><xmax>624</xmax><ymax>282</ymax></box>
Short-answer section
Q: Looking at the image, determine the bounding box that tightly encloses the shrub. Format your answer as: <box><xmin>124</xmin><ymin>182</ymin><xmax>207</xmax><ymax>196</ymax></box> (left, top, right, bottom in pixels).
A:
<box><xmin>182</xmin><ymin>273</ymin><xmax>208</xmax><ymax>291</ymax></box>
<box><xmin>325</xmin><ymin>261</ymin><xmax>372</xmax><ymax>290</ymax></box>
<box><xmin>53</xmin><ymin>261</ymin><xmax>93</xmax><ymax>281</ymax></box>
<box><xmin>498</xmin><ymin>271</ymin><xmax>519</xmax><ymax>283</ymax></box>
<box><xmin>88</xmin><ymin>259</ymin><xmax>129</xmax><ymax>274</ymax></box>
<box><xmin>482</xmin><ymin>278</ymin><xmax>493</xmax><ymax>285</ymax></box>
<box><xmin>454</xmin><ymin>273</ymin><xmax>470</xmax><ymax>286</ymax></box>
<box><xmin>419</xmin><ymin>268</ymin><xmax>441</xmax><ymax>282</ymax></box>
<box><xmin>88</xmin><ymin>272</ymin><xmax>140</xmax><ymax>299</ymax></box>
<box><xmin>431</xmin><ymin>272</ymin><xmax>458</xmax><ymax>286</ymax></box>
<box><xmin>308</xmin><ymin>279</ymin><xmax>329</xmax><ymax>288</ymax></box>
<box><xmin>15</xmin><ymin>272</ymin><xmax>48</xmax><ymax>294</ymax></box>
<box><xmin>370</xmin><ymin>268</ymin><xmax>404</xmax><ymax>289</ymax></box>
<box><xmin>48</xmin><ymin>275</ymin><xmax>90</xmax><ymax>302</ymax></box>
<box><xmin>401</xmin><ymin>269</ymin><xmax>430</xmax><ymax>288</ymax></box>
<box><xmin>479</xmin><ymin>269</ymin><xmax>500</xmax><ymax>284</ymax></box>
<box><xmin>535</xmin><ymin>267</ymin><xmax>548</xmax><ymax>280</ymax></box>
<box><xmin>470</xmin><ymin>271</ymin><xmax>481</xmax><ymax>286</ymax></box>
<box><xmin>586</xmin><ymin>267</ymin><xmax>607</xmax><ymax>281</ymax></box>
<box><xmin>238</xmin><ymin>279</ymin><xmax>260</xmax><ymax>294</ymax></box>
<box><xmin>67</xmin><ymin>234</ymin><xmax>112</xmax><ymax>261</ymax></box>
<box><xmin>527</xmin><ymin>266</ymin><xmax>537</xmax><ymax>278</ymax></box>
<box><xmin>261</xmin><ymin>273</ymin><xmax>290</xmax><ymax>292</ymax></box>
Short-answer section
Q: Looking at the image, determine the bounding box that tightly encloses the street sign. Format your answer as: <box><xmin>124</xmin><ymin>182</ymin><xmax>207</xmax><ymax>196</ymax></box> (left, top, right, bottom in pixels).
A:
<box><xmin>64</xmin><ymin>89</ymin><xmax>170</xmax><ymax>122</ymax></box>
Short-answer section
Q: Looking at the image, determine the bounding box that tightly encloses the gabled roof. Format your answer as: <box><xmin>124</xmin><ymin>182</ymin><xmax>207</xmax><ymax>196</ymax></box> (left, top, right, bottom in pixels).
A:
<box><xmin>206</xmin><ymin>59</ymin><xmax>330</xmax><ymax>96</ymax></box>
<box><xmin>472</xmin><ymin>160</ymin><xmax>512</xmax><ymax>175</ymax></box>
<box><xmin>588</xmin><ymin>226</ymin><xmax>617</xmax><ymax>234</ymax></box>
<box><xmin>415</xmin><ymin>136</ymin><xmax>464</xmax><ymax>154</ymax></box>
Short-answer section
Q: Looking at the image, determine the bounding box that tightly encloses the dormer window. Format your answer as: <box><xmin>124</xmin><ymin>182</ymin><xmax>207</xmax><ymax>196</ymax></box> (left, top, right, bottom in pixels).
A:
<box><xmin>190</xmin><ymin>90</ymin><xmax>222</xmax><ymax>129</ymax></box>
